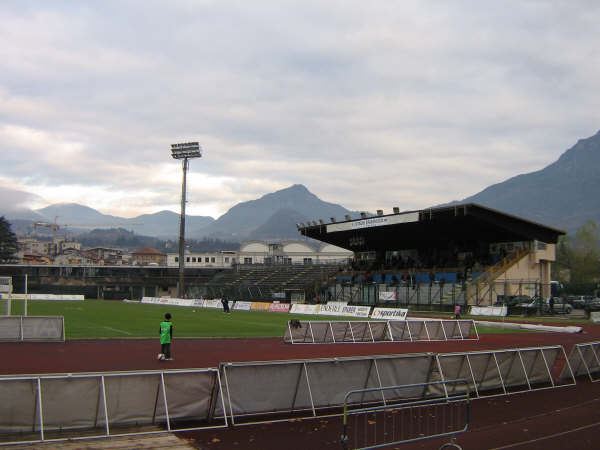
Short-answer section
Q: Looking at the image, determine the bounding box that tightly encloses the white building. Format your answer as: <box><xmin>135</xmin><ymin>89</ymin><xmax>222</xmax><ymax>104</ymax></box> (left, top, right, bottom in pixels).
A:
<box><xmin>166</xmin><ymin>240</ymin><xmax>352</xmax><ymax>268</ymax></box>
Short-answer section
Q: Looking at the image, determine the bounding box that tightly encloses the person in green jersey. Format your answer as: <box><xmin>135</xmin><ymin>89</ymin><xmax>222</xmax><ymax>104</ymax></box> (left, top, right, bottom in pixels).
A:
<box><xmin>158</xmin><ymin>312</ymin><xmax>173</xmax><ymax>361</ymax></box>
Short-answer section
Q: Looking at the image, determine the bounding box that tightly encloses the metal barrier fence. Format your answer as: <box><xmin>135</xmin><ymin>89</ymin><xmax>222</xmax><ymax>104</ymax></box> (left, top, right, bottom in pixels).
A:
<box><xmin>0</xmin><ymin>368</ymin><xmax>227</xmax><ymax>446</ymax></box>
<box><xmin>341</xmin><ymin>380</ymin><xmax>470</xmax><ymax>450</ymax></box>
<box><xmin>217</xmin><ymin>353</ymin><xmax>437</xmax><ymax>425</ymax></box>
<box><xmin>284</xmin><ymin>320</ymin><xmax>478</xmax><ymax>344</ymax></box>
<box><xmin>437</xmin><ymin>346</ymin><xmax>575</xmax><ymax>398</ymax></box>
<box><xmin>0</xmin><ymin>345</ymin><xmax>577</xmax><ymax>445</ymax></box>
<box><xmin>0</xmin><ymin>316</ymin><xmax>65</xmax><ymax>342</ymax></box>
<box><xmin>561</xmin><ymin>341</ymin><xmax>600</xmax><ymax>382</ymax></box>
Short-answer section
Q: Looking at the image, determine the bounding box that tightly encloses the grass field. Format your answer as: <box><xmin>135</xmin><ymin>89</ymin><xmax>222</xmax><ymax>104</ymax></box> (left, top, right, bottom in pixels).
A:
<box><xmin>4</xmin><ymin>299</ymin><xmax>533</xmax><ymax>339</ymax></box>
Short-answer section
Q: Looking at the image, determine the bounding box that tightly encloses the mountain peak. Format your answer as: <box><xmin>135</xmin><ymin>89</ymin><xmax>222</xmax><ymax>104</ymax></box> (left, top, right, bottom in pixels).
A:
<box><xmin>463</xmin><ymin>129</ymin><xmax>600</xmax><ymax>232</ymax></box>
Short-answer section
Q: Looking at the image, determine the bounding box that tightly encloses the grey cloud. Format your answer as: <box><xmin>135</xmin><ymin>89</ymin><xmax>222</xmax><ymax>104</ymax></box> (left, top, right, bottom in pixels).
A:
<box><xmin>1</xmin><ymin>1</ymin><xmax>599</xmax><ymax>217</ymax></box>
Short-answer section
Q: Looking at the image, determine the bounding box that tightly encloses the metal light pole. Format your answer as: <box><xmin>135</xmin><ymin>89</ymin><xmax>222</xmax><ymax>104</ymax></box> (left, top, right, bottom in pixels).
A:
<box><xmin>171</xmin><ymin>142</ymin><xmax>202</xmax><ymax>298</ymax></box>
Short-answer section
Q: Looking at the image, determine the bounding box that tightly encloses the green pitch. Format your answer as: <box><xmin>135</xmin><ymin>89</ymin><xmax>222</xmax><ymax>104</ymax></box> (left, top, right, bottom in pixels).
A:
<box><xmin>8</xmin><ymin>299</ymin><xmax>521</xmax><ymax>339</ymax></box>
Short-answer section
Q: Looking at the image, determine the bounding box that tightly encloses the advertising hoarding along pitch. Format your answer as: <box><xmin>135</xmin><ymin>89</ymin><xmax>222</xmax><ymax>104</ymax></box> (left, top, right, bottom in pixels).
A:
<box><xmin>371</xmin><ymin>307</ymin><xmax>408</xmax><ymax>320</ymax></box>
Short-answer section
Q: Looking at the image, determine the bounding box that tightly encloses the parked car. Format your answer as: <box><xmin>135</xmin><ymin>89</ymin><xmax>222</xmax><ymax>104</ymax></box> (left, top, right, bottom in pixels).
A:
<box><xmin>583</xmin><ymin>298</ymin><xmax>600</xmax><ymax>315</ymax></box>
<box><xmin>517</xmin><ymin>297</ymin><xmax>544</xmax><ymax>315</ymax></box>
<box><xmin>546</xmin><ymin>297</ymin><xmax>573</xmax><ymax>314</ymax></box>
<box><xmin>495</xmin><ymin>295</ymin><xmax>532</xmax><ymax>307</ymax></box>
<box><xmin>518</xmin><ymin>297</ymin><xmax>572</xmax><ymax>315</ymax></box>
<box><xmin>568</xmin><ymin>295</ymin><xmax>594</xmax><ymax>309</ymax></box>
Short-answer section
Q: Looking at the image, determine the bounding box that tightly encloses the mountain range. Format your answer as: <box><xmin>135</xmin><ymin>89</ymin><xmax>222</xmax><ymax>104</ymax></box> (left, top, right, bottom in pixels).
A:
<box><xmin>460</xmin><ymin>129</ymin><xmax>600</xmax><ymax>232</ymax></box>
<box><xmin>5</xmin><ymin>184</ymin><xmax>356</xmax><ymax>241</ymax></box>
<box><xmin>3</xmin><ymin>129</ymin><xmax>600</xmax><ymax>241</ymax></box>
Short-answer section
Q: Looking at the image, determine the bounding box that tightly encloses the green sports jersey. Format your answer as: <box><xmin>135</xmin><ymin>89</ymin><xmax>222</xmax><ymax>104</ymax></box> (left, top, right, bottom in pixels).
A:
<box><xmin>159</xmin><ymin>321</ymin><xmax>172</xmax><ymax>344</ymax></box>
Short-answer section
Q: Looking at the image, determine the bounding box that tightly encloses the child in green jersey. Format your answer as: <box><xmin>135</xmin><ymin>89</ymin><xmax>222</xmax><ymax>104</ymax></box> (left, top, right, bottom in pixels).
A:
<box><xmin>158</xmin><ymin>312</ymin><xmax>173</xmax><ymax>361</ymax></box>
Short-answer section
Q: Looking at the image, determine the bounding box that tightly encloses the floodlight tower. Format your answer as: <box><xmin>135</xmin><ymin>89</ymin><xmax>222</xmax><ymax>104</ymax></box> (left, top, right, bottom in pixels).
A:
<box><xmin>171</xmin><ymin>142</ymin><xmax>202</xmax><ymax>298</ymax></box>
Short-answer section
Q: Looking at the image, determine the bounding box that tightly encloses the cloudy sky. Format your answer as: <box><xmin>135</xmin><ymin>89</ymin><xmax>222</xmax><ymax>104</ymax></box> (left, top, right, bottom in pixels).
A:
<box><xmin>1</xmin><ymin>1</ymin><xmax>599</xmax><ymax>219</ymax></box>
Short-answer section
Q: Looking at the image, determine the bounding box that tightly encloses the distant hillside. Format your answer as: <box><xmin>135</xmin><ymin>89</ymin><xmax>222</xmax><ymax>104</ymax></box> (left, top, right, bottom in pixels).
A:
<box><xmin>77</xmin><ymin>228</ymin><xmax>164</xmax><ymax>250</ymax></box>
<box><xmin>199</xmin><ymin>184</ymin><xmax>357</xmax><ymax>240</ymax></box>
<box><xmin>461</xmin><ymin>130</ymin><xmax>600</xmax><ymax>232</ymax></box>
<box><xmin>249</xmin><ymin>208</ymin><xmax>311</xmax><ymax>240</ymax></box>
<box><xmin>32</xmin><ymin>203</ymin><xmax>214</xmax><ymax>238</ymax></box>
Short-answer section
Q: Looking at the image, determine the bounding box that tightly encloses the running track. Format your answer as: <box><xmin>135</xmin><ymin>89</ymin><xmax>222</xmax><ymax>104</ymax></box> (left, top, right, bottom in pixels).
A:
<box><xmin>3</xmin><ymin>323</ymin><xmax>600</xmax><ymax>449</ymax></box>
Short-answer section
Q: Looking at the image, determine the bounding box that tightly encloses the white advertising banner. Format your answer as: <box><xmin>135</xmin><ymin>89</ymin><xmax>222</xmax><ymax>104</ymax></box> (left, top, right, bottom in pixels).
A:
<box><xmin>141</xmin><ymin>297</ymin><xmax>195</xmax><ymax>307</ymax></box>
<box><xmin>317</xmin><ymin>303</ymin><xmax>372</xmax><ymax>318</ymax></box>
<box><xmin>371</xmin><ymin>307</ymin><xmax>408</xmax><ymax>321</ymax></box>
<box><xmin>326</xmin><ymin>301</ymin><xmax>348</xmax><ymax>307</ymax></box>
<box><xmin>326</xmin><ymin>212</ymin><xmax>419</xmax><ymax>233</ymax></box>
<box><xmin>340</xmin><ymin>305</ymin><xmax>372</xmax><ymax>318</ymax></box>
<box><xmin>233</xmin><ymin>301</ymin><xmax>252</xmax><ymax>311</ymax></box>
<box><xmin>470</xmin><ymin>306</ymin><xmax>508</xmax><ymax>317</ymax></box>
<box><xmin>289</xmin><ymin>304</ymin><xmax>321</xmax><ymax>315</ymax></box>
<box><xmin>319</xmin><ymin>303</ymin><xmax>345</xmax><ymax>316</ymax></box>
<box><xmin>202</xmin><ymin>299</ymin><xmax>223</xmax><ymax>309</ymax></box>
<box><xmin>6</xmin><ymin>294</ymin><xmax>84</xmax><ymax>301</ymax></box>
<box><xmin>378</xmin><ymin>291</ymin><xmax>397</xmax><ymax>302</ymax></box>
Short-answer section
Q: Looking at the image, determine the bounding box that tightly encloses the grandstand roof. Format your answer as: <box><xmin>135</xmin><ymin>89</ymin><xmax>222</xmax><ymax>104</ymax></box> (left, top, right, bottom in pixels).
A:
<box><xmin>298</xmin><ymin>203</ymin><xmax>565</xmax><ymax>251</ymax></box>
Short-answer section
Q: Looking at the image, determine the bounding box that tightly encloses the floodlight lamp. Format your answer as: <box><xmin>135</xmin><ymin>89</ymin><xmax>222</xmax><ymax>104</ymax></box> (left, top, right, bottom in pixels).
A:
<box><xmin>171</xmin><ymin>142</ymin><xmax>202</xmax><ymax>159</ymax></box>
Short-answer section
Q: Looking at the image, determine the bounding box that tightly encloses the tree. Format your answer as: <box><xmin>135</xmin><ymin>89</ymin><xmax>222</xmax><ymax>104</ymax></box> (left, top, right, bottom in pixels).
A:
<box><xmin>0</xmin><ymin>216</ymin><xmax>18</xmax><ymax>263</ymax></box>
<box><xmin>554</xmin><ymin>220</ymin><xmax>600</xmax><ymax>292</ymax></box>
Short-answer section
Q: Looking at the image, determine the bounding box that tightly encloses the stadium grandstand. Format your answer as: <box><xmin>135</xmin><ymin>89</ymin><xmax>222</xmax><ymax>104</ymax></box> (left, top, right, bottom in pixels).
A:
<box><xmin>298</xmin><ymin>203</ymin><xmax>564</xmax><ymax>309</ymax></box>
<box><xmin>0</xmin><ymin>204</ymin><xmax>564</xmax><ymax>308</ymax></box>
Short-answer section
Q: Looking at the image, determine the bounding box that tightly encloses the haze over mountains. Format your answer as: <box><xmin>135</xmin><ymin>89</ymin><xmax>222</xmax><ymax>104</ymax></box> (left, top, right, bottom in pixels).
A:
<box><xmin>3</xmin><ymin>130</ymin><xmax>600</xmax><ymax>240</ymax></box>
<box><xmin>6</xmin><ymin>184</ymin><xmax>356</xmax><ymax>241</ymax></box>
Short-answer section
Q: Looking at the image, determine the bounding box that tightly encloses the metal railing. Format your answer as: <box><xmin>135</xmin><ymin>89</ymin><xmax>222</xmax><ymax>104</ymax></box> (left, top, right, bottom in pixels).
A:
<box><xmin>341</xmin><ymin>380</ymin><xmax>470</xmax><ymax>450</ymax></box>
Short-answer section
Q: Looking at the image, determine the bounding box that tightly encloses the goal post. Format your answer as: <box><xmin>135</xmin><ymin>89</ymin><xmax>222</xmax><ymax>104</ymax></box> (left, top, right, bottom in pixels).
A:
<box><xmin>0</xmin><ymin>277</ymin><xmax>12</xmax><ymax>316</ymax></box>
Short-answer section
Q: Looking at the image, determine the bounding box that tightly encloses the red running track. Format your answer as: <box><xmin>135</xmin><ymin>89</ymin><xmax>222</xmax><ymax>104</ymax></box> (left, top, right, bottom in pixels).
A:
<box><xmin>2</xmin><ymin>325</ymin><xmax>600</xmax><ymax>375</ymax></box>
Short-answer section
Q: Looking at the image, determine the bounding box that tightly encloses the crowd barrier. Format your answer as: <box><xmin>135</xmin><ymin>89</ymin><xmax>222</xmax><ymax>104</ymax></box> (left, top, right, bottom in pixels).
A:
<box><xmin>341</xmin><ymin>380</ymin><xmax>471</xmax><ymax>450</ymax></box>
<box><xmin>284</xmin><ymin>319</ymin><xmax>477</xmax><ymax>344</ymax></box>
<box><xmin>217</xmin><ymin>353</ymin><xmax>436</xmax><ymax>425</ymax></box>
<box><xmin>0</xmin><ymin>368</ymin><xmax>226</xmax><ymax>446</ymax></box>
<box><xmin>561</xmin><ymin>341</ymin><xmax>600</xmax><ymax>382</ymax></box>
<box><xmin>438</xmin><ymin>345</ymin><xmax>575</xmax><ymax>398</ymax></box>
<box><xmin>0</xmin><ymin>345</ymin><xmax>577</xmax><ymax>445</ymax></box>
<box><xmin>0</xmin><ymin>316</ymin><xmax>64</xmax><ymax>342</ymax></box>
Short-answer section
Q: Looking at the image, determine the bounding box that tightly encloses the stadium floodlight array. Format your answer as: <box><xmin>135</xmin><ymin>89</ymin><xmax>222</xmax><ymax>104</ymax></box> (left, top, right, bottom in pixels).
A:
<box><xmin>170</xmin><ymin>142</ymin><xmax>202</xmax><ymax>159</ymax></box>
<box><xmin>0</xmin><ymin>316</ymin><xmax>65</xmax><ymax>342</ymax></box>
<box><xmin>561</xmin><ymin>341</ymin><xmax>600</xmax><ymax>382</ymax></box>
<box><xmin>437</xmin><ymin>345</ymin><xmax>575</xmax><ymax>399</ymax></box>
<box><xmin>0</xmin><ymin>368</ymin><xmax>226</xmax><ymax>446</ymax></box>
<box><xmin>284</xmin><ymin>319</ymin><xmax>478</xmax><ymax>344</ymax></box>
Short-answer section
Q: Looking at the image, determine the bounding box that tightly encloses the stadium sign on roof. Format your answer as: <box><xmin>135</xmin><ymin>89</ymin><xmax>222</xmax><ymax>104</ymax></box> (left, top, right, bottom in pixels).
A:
<box><xmin>327</xmin><ymin>211</ymin><xmax>418</xmax><ymax>233</ymax></box>
<box><xmin>299</xmin><ymin>203</ymin><xmax>565</xmax><ymax>252</ymax></box>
